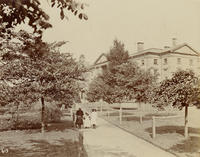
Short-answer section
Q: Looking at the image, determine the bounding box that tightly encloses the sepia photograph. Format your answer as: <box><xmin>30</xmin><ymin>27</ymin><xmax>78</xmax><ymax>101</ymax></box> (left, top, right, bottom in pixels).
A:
<box><xmin>0</xmin><ymin>0</ymin><xmax>200</xmax><ymax>157</ymax></box>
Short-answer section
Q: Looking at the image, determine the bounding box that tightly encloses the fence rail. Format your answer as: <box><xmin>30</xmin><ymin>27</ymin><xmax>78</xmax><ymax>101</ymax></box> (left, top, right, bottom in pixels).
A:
<box><xmin>82</xmin><ymin>102</ymin><xmax>189</xmax><ymax>139</ymax></box>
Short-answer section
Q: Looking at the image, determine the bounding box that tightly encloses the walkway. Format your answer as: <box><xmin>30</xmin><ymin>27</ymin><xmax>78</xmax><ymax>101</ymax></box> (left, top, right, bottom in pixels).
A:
<box><xmin>83</xmin><ymin>118</ymin><xmax>176</xmax><ymax>157</ymax></box>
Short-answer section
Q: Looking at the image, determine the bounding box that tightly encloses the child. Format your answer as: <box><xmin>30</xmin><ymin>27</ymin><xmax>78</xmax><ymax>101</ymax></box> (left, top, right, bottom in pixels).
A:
<box><xmin>83</xmin><ymin>112</ymin><xmax>91</xmax><ymax>128</ymax></box>
<box><xmin>91</xmin><ymin>109</ymin><xmax>97</xmax><ymax>129</ymax></box>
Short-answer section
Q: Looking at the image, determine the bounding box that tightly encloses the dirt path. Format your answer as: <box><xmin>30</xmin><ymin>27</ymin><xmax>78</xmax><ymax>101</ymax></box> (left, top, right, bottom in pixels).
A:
<box><xmin>83</xmin><ymin>118</ymin><xmax>176</xmax><ymax>157</ymax></box>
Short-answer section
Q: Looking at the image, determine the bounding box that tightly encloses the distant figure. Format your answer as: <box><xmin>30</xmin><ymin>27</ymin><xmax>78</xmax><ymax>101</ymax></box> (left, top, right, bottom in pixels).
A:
<box><xmin>83</xmin><ymin>112</ymin><xmax>91</xmax><ymax>128</ymax></box>
<box><xmin>91</xmin><ymin>109</ymin><xmax>97</xmax><ymax>129</ymax></box>
<box><xmin>60</xmin><ymin>104</ymin><xmax>65</xmax><ymax>111</ymax></box>
<box><xmin>75</xmin><ymin>108</ymin><xmax>84</xmax><ymax>129</ymax></box>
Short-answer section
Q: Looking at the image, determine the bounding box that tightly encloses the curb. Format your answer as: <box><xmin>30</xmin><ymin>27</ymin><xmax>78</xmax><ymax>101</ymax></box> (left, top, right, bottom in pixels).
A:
<box><xmin>101</xmin><ymin>116</ymin><xmax>179</xmax><ymax>157</ymax></box>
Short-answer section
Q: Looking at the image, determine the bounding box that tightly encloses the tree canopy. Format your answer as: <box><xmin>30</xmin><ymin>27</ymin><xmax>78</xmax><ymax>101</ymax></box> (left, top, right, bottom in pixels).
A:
<box><xmin>0</xmin><ymin>0</ymin><xmax>88</xmax><ymax>35</ymax></box>
<box><xmin>0</xmin><ymin>30</ymin><xmax>85</xmax><ymax>132</ymax></box>
<box><xmin>86</xmin><ymin>39</ymin><xmax>156</xmax><ymax>103</ymax></box>
<box><xmin>150</xmin><ymin>70</ymin><xmax>200</xmax><ymax>138</ymax></box>
<box><xmin>0</xmin><ymin>30</ymin><xmax>84</xmax><ymax>105</ymax></box>
<box><xmin>150</xmin><ymin>70</ymin><xmax>200</xmax><ymax>109</ymax></box>
<box><xmin>107</xmin><ymin>39</ymin><xmax>129</xmax><ymax>68</ymax></box>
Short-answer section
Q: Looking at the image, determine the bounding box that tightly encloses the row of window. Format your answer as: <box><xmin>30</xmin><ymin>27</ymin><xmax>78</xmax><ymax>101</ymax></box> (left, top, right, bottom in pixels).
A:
<box><xmin>141</xmin><ymin>58</ymin><xmax>197</xmax><ymax>66</ymax></box>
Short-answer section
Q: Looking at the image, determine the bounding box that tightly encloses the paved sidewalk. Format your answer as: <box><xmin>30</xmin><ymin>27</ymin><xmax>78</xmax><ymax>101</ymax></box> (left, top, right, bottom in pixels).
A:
<box><xmin>83</xmin><ymin>118</ymin><xmax>176</xmax><ymax>157</ymax></box>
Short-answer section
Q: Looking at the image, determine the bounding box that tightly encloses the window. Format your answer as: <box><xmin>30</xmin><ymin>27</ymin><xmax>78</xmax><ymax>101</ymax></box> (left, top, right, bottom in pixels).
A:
<box><xmin>189</xmin><ymin>59</ymin><xmax>193</xmax><ymax>66</ymax></box>
<box><xmin>177</xmin><ymin>67</ymin><xmax>181</xmax><ymax>71</ymax></box>
<box><xmin>163</xmin><ymin>68</ymin><xmax>168</xmax><ymax>72</ymax></box>
<box><xmin>177</xmin><ymin>58</ymin><xmax>181</xmax><ymax>64</ymax></box>
<box><xmin>141</xmin><ymin>60</ymin><xmax>144</xmax><ymax>66</ymax></box>
<box><xmin>154</xmin><ymin>59</ymin><xmax>158</xmax><ymax>65</ymax></box>
<box><xmin>164</xmin><ymin>58</ymin><xmax>167</xmax><ymax>64</ymax></box>
<box><xmin>101</xmin><ymin>65</ymin><xmax>107</xmax><ymax>70</ymax></box>
<box><xmin>154</xmin><ymin>69</ymin><xmax>158</xmax><ymax>75</ymax></box>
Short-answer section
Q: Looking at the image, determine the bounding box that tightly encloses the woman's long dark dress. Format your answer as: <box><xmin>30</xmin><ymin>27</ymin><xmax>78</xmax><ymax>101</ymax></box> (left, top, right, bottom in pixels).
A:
<box><xmin>75</xmin><ymin>109</ymin><xmax>84</xmax><ymax>128</ymax></box>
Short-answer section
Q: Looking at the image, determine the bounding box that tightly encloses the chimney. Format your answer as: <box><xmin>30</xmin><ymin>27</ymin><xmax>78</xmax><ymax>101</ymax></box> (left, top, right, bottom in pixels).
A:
<box><xmin>137</xmin><ymin>42</ymin><xmax>144</xmax><ymax>52</ymax></box>
<box><xmin>172</xmin><ymin>38</ymin><xmax>177</xmax><ymax>46</ymax></box>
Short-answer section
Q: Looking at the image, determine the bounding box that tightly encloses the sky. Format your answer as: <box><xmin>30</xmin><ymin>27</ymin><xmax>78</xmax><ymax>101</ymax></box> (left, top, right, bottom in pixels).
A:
<box><xmin>39</xmin><ymin>0</ymin><xmax>200</xmax><ymax>64</ymax></box>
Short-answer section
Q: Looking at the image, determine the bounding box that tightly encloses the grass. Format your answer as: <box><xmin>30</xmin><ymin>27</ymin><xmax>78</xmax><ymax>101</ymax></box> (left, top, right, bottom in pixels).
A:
<box><xmin>170</xmin><ymin>136</ymin><xmax>200</xmax><ymax>153</ymax></box>
<box><xmin>145</xmin><ymin>126</ymin><xmax>200</xmax><ymax>136</ymax></box>
<box><xmin>0</xmin><ymin>116</ymin><xmax>87</xmax><ymax>157</ymax></box>
<box><xmin>106</xmin><ymin>111</ymin><xmax>135</xmax><ymax>117</ymax></box>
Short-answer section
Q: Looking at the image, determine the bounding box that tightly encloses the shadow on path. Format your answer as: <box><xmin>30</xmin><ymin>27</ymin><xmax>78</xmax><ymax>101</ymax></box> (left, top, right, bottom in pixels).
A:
<box><xmin>46</xmin><ymin>119</ymin><xmax>74</xmax><ymax>132</ymax></box>
<box><xmin>1</xmin><ymin>138</ymin><xmax>86</xmax><ymax>157</ymax></box>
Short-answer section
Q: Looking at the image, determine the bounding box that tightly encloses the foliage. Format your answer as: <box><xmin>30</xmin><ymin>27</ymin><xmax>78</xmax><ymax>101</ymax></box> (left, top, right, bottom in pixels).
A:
<box><xmin>44</xmin><ymin>105</ymin><xmax>62</xmax><ymax>123</ymax></box>
<box><xmin>107</xmin><ymin>39</ymin><xmax>129</xmax><ymax>69</ymax></box>
<box><xmin>87</xmin><ymin>76</ymin><xmax>107</xmax><ymax>102</ymax></box>
<box><xmin>0</xmin><ymin>30</ymin><xmax>84</xmax><ymax>105</ymax></box>
<box><xmin>0</xmin><ymin>0</ymin><xmax>88</xmax><ymax>35</ymax></box>
<box><xmin>87</xmin><ymin>40</ymin><xmax>155</xmax><ymax>103</ymax></box>
<box><xmin>150</xmin><ymin>70</ymin><xmax>200</xmax><ymax>109</ymax></box>
<box><xmin>0</xmin><ymin>113</ymin><xmax>41</xmax><ymax>131</ymax></box>
<box><xmin>33</xmin><ymin>102</ymin><xmax>62</xmax><ymax>123</ymax></box>
<box><xmin>130</xmin><ymin>69</ymin><xmax>156</xmax><ymax>104</ymax></box>
<box><xmin>0</xmin><ymin>103</ymin><xmax>62</xmax><ymax>131</ymax></box>
<box><xmin>0</xmin><ymin>30</ymin><xmax>85</xmax><ymax>132</ymax></box>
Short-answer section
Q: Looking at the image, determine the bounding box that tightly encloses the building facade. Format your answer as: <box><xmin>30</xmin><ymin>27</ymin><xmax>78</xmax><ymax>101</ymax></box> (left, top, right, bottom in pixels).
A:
<box><xmin>92</xmin><ymin>39</ymin><xmax>200</xmax><ymax>82</ymax></box>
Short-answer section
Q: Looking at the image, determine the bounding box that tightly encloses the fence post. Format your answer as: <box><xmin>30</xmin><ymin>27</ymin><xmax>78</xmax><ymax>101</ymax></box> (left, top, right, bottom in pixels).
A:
<box><xmin>100</xmin><ymin>103</ymin><xmax>102</xmax><ymax>113</ymax></box>
<box><xmin>70</xmin><ymin>108</ymin><xmax>73</xmax><ymax>118</ymax></box>
<box><xmin>139</xmin><ymin>114</ymin><xmax>143</xmax><ymax>124</ymax></box>
<box><xmin>107</xmin><ymin>110</ymin><xmax>110</xmax><ymax>118</ymax></box>
<box><xmin>119</xmin><ymin>103</ymin><xmax>122</xmax><ymax>124</ymax></box>
<box><xmin>152</xmin><ymin>116</ymin><xmax>156</xmax><ymax>138</ymax></box>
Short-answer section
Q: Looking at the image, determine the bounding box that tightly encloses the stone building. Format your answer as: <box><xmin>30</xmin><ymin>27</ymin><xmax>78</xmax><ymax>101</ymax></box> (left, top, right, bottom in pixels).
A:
<box><xmin>92</xmin><ymin>39</ymin><xmax>200</xmax><ymax>82</ymax></box>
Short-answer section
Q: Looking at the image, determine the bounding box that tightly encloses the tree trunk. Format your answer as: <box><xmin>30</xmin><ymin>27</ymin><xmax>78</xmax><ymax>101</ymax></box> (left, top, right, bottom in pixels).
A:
<box><xmin>139</xmin><ymin>101</ymin><xmax>142</xmax><ymax>111</ymax></box>
<box><xmin>16</xmin><ymin>103</ymin><xmax>19</xmax><ymax>123</ymax></box>
<box><xmin>41</xmin><ymin>97</ymin><xmax>45</xmax><ymax>133</ymax></box>
<box><xmin>184</xmin><ymin>104</ymin><xmax>189</xmax><ymax>138</ymax></box>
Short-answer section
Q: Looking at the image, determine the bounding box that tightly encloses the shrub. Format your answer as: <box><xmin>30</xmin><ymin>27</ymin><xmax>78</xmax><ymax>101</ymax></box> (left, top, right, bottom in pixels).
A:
<box><xmin>32</xmin><ymin>101</ymin><xmax>62</xmax><ymax>123</ymax></box>
<box><xmin>0</xmin><ymin>113</ymin><xmax>41</xmax><ymax>131</ymax></box>
<box><xmin>0</xmin><ymin>102</ymin><xmax>62</xmax><ymax>131</ymax></box>
<box><xmin>13</xmin><ymin>118</ymin><xmax>41</xmax><ymax>130</ymax></box>
<box><xmin>0</xmin><ymin>117</ymin><xmax>14</xmax><ymax>131</ymax></box>
<box><xmin>44</xmin><ymin>104</ymin><xmax>62</xmax><ymax>123</ymax></box>
<box><xmin>0</xmin><ymin>108</ymin><xmax>9</xmax><ymax>115</ymax></box>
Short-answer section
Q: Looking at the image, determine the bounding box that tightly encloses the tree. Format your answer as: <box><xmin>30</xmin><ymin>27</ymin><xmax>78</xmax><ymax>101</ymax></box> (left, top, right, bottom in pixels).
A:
<box><xmin>132</xmin><ymin>69</ymin><xmax>156</xmax><ymax>109</ymax></box>
<box><xmin>0</xmin><ymin>31</ymin><xmax>85</xmax><ymax>133</ymax></box>
<box><xmin>107</xmin><ymin>39</ymin><xmax>129</xmax><ymax>68</ymax></box>
<box><xmin>150</xmin><ymin>70</ymin><xmax>200</xmax><ymax>138</ymax></box>
<box><xmin>87</xmin><ymin>39</ymin><xmax>130</xmax><ymax>103</ymax></box>
<box><xmin>87</xmin><ymin>39</ymin><xmax>155</xmax><ymax>104</ymax></box>
<box><xmin>0</xmin><ymin>0</ymin><xmax>88</xmax><ymax>35</ymax></box>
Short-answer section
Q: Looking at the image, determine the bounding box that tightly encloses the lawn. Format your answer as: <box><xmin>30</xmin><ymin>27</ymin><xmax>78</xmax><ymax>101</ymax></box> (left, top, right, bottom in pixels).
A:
<box><xmin>101</xmin><ymin>106</ymin><xmax>200</xmax><ymax>157</ymax></box>
<box><xmin>0</xmin><ymin>116</ymin><xmax>87</xmax><ymax>157</ymax></box>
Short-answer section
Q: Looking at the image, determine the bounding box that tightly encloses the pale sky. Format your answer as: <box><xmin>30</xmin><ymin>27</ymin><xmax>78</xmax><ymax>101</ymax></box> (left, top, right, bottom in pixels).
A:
<box><xmin>39</xmin><ymin>0</ymin><xmax>200</xmax><ymax>63</ymax></box>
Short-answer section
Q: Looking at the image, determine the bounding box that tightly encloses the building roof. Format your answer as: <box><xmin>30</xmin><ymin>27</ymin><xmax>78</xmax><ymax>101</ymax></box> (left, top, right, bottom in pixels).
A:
<box><xmin>93</xmin><ymin>53</ymin><xmax>107</xmax><ymax>66</ymax></box>
<box><xmin>130</xmin><ymin>43</ymin><xmax>200</xmax><ymax>58</ymax></box>
<box><xmin>93</xmin><ymin>43</ymin><xmax>200</xmax><ymax>66</ymax></box>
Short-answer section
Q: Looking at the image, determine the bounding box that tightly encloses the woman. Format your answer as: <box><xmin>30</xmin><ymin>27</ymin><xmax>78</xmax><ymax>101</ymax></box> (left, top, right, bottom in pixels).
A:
<box><xmin>75</xmin><ymin>108</ymin><xmax>84</xmax><ymax>129</ymax></box>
